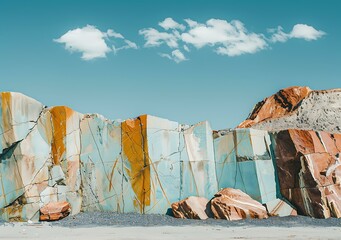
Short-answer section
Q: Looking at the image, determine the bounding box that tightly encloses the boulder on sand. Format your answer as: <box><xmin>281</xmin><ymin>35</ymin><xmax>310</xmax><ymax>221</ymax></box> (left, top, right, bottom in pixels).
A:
<box><xmin>40</xmin><ymin>201</ymin><xmax>71</xmax><ymax>221</ymax></box>
<box><xmin>211</xmin><ymin>188</ymin><xmax>268</xmax><ymax>221</ymax></box>
<box><xmin>171</xmin><ymin>196</ymin><xmax>212</xmax><ymax>219</ymax></box>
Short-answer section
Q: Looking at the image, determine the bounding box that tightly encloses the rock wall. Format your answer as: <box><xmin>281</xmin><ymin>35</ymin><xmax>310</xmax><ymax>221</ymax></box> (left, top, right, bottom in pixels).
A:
<box><xmin>1</xmin><ymin>88</ymin><xmax>341</xmax><ymax>221</ymax></box>
<box><xmin>0</xmin><ymin>93</ymin><xmax>218</xmax><ymax>221</ymax></box>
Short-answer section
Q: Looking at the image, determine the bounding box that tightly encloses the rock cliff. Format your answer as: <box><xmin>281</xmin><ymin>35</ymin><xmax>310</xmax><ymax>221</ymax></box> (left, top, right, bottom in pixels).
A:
<box><xmin>0</xmin><ymin>87</ymin><xmax>340</xmax><ymax>221</ymax></box>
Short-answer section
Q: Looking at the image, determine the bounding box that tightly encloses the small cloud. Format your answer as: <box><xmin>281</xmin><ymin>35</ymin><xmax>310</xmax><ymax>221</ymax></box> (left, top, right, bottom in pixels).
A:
<box><xmin>181</xmin><ymin>19</ymin><xmax>267</xmax><ymax>56</ymax></box>
<box><xmin>172</xmin><ymin>49</ymin><xmax>187</xmax><ymax>63</ymax></box>
<box><xmin>159</xmin><ymin>17</ymin><xmax>185</xmax><ymax>31</ymax></box>
<box><xmin>160</xmin><ymin>49</ymin><xmax>187</xmax><ymax>63</ymax></box>
<box><xmin>290</xmin><ymin>24</ymin><xmax>325</xmax><ymax>41</ymax></box>
<box><xmin>55</xmin><ymin>25</ymin><xmax>137</xmax><ymax>60</ymax></box>
<box><xmin>183</xmin><ymin>45</ymin><xmax>190</xmax><ymax>52</ymax></box>
<box><xmin>106</xmin><ymin>29</ymin><xmax>124</xmax><ymax>39</ymax></box>
<box><xmin>139</xmin><ymin>28</ymin><xmax>179</xmax><ymax>48</ymax></box>
<box><xmin>269</xmin><ymin>26</ymin><xmax>289</xmax><ymax>43</ymax></box>
<box><xmin>184</xmin><ymin>19</ymin><xmax>199</xmax><ymax>28</ymax></box>
<box><xmin>159</xmin><ymin>52</ymin><xmax>172</xmax><ymax>60</ymax></box>
<box><xmin>113</xmin><ymin>39</ymin><xmax>138</xmax><ymax>54</ymax></box>
<box><xmin>124</xmin><ymin>39</ymin><xmax>138</xmax><ymax>49</ymax></box>
<box><xmin>270</xmin><ymin>24</ymin><xmax>325</xmax><ymax>43</ymax></box>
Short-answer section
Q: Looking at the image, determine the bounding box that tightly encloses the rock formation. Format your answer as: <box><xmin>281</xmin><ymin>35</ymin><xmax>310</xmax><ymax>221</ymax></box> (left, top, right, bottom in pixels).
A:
<box><xmin>270</xmin><ymin>129</ymin><xmax>341</xmax><ymax>218</ymax></box>
<box><xmin>210</xmin><ymin>188</ymin><xmax>268</xmax><ymax>220</ymax></box>
<box><xmin>238</xmin><ymin>86</ymin><xmax>341</xmax><ymax>133</ymax></box>
<box><xmin>0</xmin><ymin>86</ymin><xmax>341</xmax><ymax>221</ymax></box>
<box><xmin>213</xmin><ymin>128</ymin><xmax>277</xmax><ymax>204</ymax></box>
<box><xmin>171</xmin><ymin>196</ymin><xmax>212</xmax><ymax>219</ymax></box>
<box><xmin>40</xmin><ymin>201</ymin><xmax>71</xmax><ymax>221</ymax></box>
<box><xmin>0</xmin><ymin>92</ymin><xmax>217</xmax><ymax>221</ymax></box>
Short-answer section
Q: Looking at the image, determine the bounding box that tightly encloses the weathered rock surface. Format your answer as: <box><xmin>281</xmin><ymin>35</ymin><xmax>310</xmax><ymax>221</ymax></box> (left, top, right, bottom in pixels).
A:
<box><xmin>0</xmin><ymin>92</ymin><xmax>218</xmax><ymax>221</ymax></box>
<box><xmin>238</xmin><ymin>87</ymin><xmax>341</xmax><ymax>133</ymax></box>
<box><xmin>171</xmin><ymin>196</ymin><xmax>212</xmax><ymax>219</ymax></box>
<box><xmin>213</xmin><ymin>128</ymin><xmax>277</xmax><ymax>204</ymax></box>
<box><xmin>265</xmin><ymin>199</ymin><xmax>297</xmax><ymax>217</ymax></box>
<box><xmin>40</xmin><ymin>201</ymin><xmax>71</xmax><ymax>221</ymax></box>
<box><xmin>271</xmin><ymin>129</ymin><xmax>341</xmax><ymax>218</ymax></box>
<box><xmin>1</xmin><ymin>88</ymin><xmax>340</xmax><ymax>221</ymax></box>
<box><xmin>210</xmin><ymin>188</ymin><xmax>268</xmax><ymax>220</ymax></box>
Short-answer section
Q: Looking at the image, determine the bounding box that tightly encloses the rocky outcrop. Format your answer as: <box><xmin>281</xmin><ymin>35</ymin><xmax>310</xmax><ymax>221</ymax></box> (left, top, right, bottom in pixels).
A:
<box><xmin>210</xmin><ymin>188</ymin><xmax>268</xmax><ymax>220</ymax></box>
<box><xmin>238</xmin><ymin>86</ymin><xmax>311</xmax><ymax>128</ymax></box>
<box><xmin>271</xmin><ymin>129</ymin><xmax>341</xmax><ymax>218</ymax></box>
<box><xmin>40</xmin><ymin>201</ymin><xmax>71</xmax><ymax>221</ymax></box>
<box><xmin>238</xmin><ymin>87</ymin><xmax>341</xmax><ymax>133</ymax></box>
<box><xmin>1</xmin><ymin>88</ymin><xmax>341</xmax><ymax>222</ymax></box>
<box><xmin>171</xmin><ymin>196</ymin><xmax>212</xmax><ymax>219</ymax></box>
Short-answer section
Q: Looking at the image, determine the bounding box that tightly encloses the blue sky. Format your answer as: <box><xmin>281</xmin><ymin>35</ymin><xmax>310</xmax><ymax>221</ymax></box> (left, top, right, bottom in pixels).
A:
<box><xmin>1</xmin><ymin>0</ymin><xmax>340</xmax><ymax>129</ymax></box>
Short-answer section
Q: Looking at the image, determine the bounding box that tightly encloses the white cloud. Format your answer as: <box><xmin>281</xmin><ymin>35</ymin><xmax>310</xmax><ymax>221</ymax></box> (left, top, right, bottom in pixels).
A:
<box><xmin>160</xmin><ymin>49</ymin><xmax>187</xmax><ymax>63</ymax></box>
<box><xmin>55</xmin><ymin>25</ymin><xmax>137</xmax><ymax>60</ymax></box>
<box><xmin>106</xmin><ymin>29</ymin><xmax>124</xmax><ymax>39</ymax></box>
<box><xmin>181</xmin><ymin>19</ymin><xmax>267</xmax><ymax>56</ymax></box>
<box><xmin>290</xmin><ymin>24</ymin><xmax>325</xmax><ymax>41</ymax></box>
<box><xmin>159</xmin><ymin>17</ymin><xmax>185</xmax><ymax>31</ymax></box>
<box><xmin>171</xmin><ymin>49</ymin><xmax>187</xmax><ymax>63</ymax></box>
<box><xmin>183</xmin><ymin>45</ymin><xmax>190</xmax><ymax>52</ymax></box>
<box><xmin>184</xmin><ymin>19</ymin><xmax>199</xmax><ymax>28</ymax></box>
<box><xmin>140</xmin><ymin>18</ymin><xmax>326</xmax><ymax>62</ymax></box>
<box><xmin>113</xmin><ymin>39</ymin><xmax>138</xmax><ymax>54</ymax></box>
<box><xmin>269</xmin><ymin>26</ymin><xmax>288</xmax><ymax>43</ymax></box>
<box><xmin>270</xmin><ymin>24</ymin><xmax>325</xmax><ymax>43</ymax></box>
<box><xmin>139</xmin><ymin>28</ymin><xmax>179</xmax><ymax>48</ymax></box>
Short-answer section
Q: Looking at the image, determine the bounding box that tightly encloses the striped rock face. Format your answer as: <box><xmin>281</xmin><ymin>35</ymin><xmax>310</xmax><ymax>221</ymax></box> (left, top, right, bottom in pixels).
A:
<box><xmin>210</xmin><ymin>188</ymin><xmax>268</xmax><ymax>220</ymax></box>
<box><xmin>1</xmin><ymin>89</ymin><xmax>340</xmax><ymax>221</ymax></box>
<box><xmin>271</xmin><ymin>129</ymin><xmax>341</xmax><ymax>218</ymax></box>
<box><xmin>0</xmin><ymin>93</ymin><xmax>219</xmax><ymax>221</ymax></box>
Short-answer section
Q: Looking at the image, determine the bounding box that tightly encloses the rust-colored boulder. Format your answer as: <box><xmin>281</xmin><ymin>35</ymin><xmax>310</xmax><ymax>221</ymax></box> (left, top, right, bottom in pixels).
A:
<box><xmin>272</xmin><ymin>129</ymin><xmax>341</xmax><ymax>218</ymax></box>
<box><xmin>40</xmin><ymin>201</ymin><xmax>71</xmax><ymax>221</ymax></box>
<box><xmin>171</xmin><ymin>196</ymin><xmax>212</xmax><ymax>219</ymax></box>
<box><xmin>210</xmin><ymin>188</ymin><xmax>268</xmax><ymax>221</ymax></box>
<box><xmin>238</xmin><ymin>86</ymin><xmax>311</xmax><ymax>128</ymax></box>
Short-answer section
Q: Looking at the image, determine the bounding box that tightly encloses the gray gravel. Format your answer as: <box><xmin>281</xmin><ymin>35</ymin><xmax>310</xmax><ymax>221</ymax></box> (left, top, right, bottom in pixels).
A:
<box><xmin>49</xmin><ymin>212</ymin><xmax>341</xmax><ymax>228</ymax></box>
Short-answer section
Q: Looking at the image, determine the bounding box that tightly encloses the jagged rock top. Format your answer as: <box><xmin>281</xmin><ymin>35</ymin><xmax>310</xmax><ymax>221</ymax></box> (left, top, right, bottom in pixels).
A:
<box><xmin>238</xmin><ymin>86</ymin><xmax>311</xmax><ymax>128</ymax></box>
<box><xmin>238</xmin><ymin>86</ymin><xmax>341</xmax><ymax>133</ymax></box>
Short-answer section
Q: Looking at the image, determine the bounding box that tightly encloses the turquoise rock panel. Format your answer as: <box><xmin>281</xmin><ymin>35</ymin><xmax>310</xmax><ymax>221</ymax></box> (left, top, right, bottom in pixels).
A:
<box><xmin>214</xmin><ymin>129</ymin><xmax>276</xmax><ymax>203</ymax></box>
<box><xmin>80</xmin><ymin>114</ymin><xmax>123</xmax><ymax>212</ymax></box>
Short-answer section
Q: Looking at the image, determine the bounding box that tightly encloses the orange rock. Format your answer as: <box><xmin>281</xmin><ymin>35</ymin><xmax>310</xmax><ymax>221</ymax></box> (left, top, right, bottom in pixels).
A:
<box><xmin>210</xmin><ymin>188</ymin><xmax>268</xmax><ymax>221</ymax></box>
<box><xmin>272</xmin><ymin>129</ymin><xmax>341</xmax><ymax>218</ymax></box>
<box><xmin>171</xmin><ymin>196</ymin><xmax>212</xmax><ymax>219</ymax></box>
<box><xmin>40</xmin><ymin>201</ymin><xmax>71</xmax><ymax>221</ymax></box>
<box><xmin>238</xmin><ymin>86</ymin><xmax>311</xmax><ymax>128</ymax></box>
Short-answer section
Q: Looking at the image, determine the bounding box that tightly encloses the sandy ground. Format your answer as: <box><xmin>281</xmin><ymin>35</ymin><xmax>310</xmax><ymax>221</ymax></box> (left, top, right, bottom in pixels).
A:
<box><xmin>0</xmin><ymin>223</ymin><xmax>340</xmax><ymax>240</ymax></box>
